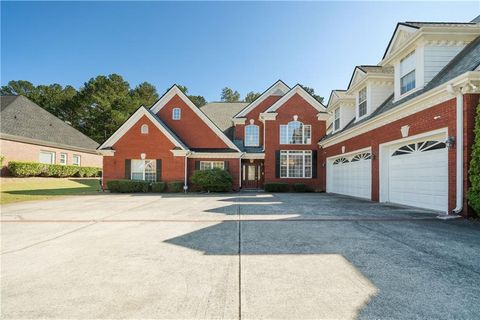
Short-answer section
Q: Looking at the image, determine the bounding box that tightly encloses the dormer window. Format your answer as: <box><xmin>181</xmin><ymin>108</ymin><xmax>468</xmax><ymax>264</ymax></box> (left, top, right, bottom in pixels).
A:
<box><xmin>358</xmin><ymin>87</ymin><xmax>367</xmax><ymax>118</ymax></box>
<box><xmin>280</xmin><ymin>119</ymin><xmax>311</xmax><ymax>145</ymax></box>
<box><xmin>333</xmin><ymin>108</ymin><xmax>340</xmax><ymax>131</ymax></box>
<box><xmin>400</xmin><ymin>51</ymin><xmax>416</xmax><ymax>95</ymax></box>
<box><xmin>245</xmin><ymin>124</ymin><xmax>259</xmax><ymax>147</ymax></box>
<box><xmin>172</xmin><ymin>108</ymin><xmax>181</xmax><ymax>120</ymax></box>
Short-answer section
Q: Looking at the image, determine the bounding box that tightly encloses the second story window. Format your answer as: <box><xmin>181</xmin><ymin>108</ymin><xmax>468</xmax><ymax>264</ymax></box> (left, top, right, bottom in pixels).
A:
<box><xmin>400</xmin><ymin>51</ymin><xmax>416</xmax><ymax>95</ymax></box>
<box><xmin>280</xmin><ymin>120</ymin><xmax>311</xmax><ymax>145</ymax></box>
<box><xmin>141</xmin><ymin>124</ymin><xmax>149</xmax><ymax>134</ymax></box>
<box><xmin>334</xmin><ymin>108</ymin><xmax>340</xmax><ymax>131</ymax></box>
<box><xmin>245</xmin><ymin>124</ymin><xmax>259</xmax><ymax>147</ymax></box>
<box><xmin>358</xmin><ymin>87</ymin><xmax>367</xmax><ymax>118</ymax></box>
<box><xmin>172</xmin><ymin>108</ymin><xmax>181</xmax><ymax>120</ymax></box>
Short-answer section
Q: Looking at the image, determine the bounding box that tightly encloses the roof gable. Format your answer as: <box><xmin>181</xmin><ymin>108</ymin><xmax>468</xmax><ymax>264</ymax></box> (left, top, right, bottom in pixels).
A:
<box><xmin>347</xmin><ymin>67</ymin><xmax>367</xmax><ymax>90</ymax></box>
<box><xmin>234</xmin><ymin>80</ymin><xmax>290</xmax><ymax>118</ymax></box>
<box><xmin>383</xmin><ymin>23</ymin><xmax>419</xmax><ymax>59</ymax></box>
<box><xmin>264</xmin><ymin>84</ymin><xmax>327</xmax><ymax>113</ymax></box>
<box><xmin>150</xmin><ymin>85</ymin><xmax>240</xmax><ymax>151</ymax></box>
<box><xmin>98</xmin><ymin>106</ymin><xmax>188</xmax><ymax>151</ymax></box>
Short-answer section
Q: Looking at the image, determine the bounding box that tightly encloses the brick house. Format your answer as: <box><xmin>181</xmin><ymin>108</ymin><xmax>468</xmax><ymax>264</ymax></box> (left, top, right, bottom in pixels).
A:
<box><xmin>100</xmin><ymin>16</ymin><xmax>480</xmax><ymax>217</ymax></box>
<box><xmin>1</xmin><ymin>96</ymin><xmax>102</xmax><ymax>172</ymax></box>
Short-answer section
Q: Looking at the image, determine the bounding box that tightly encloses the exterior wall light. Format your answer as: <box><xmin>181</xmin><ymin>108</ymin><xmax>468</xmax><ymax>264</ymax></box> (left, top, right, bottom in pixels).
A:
<box><xmin>445</xmin><ymin>136</ymin><xmax>455</xmax><ymax>149</ymax></box>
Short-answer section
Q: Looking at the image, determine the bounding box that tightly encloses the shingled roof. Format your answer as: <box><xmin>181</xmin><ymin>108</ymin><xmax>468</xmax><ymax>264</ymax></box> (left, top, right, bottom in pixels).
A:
<box><xmin>1</xmin><ymin>95</ymin><xmax>99</xmax><ymax>152</ymax></box>
<box><xmin>200</xmin><ymin>102</ymin><xmax>248</xmax><ymax>140</ymax></box>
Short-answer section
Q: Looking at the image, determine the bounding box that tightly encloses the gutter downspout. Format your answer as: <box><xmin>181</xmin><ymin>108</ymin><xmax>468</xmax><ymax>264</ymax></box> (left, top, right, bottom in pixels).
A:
<box><xmin>184</xmin><ymin>151</ymin><xmax>192</xmax><ymax>193</ymax></box>
<box><xmin>452</xmin><ymin>91</ymin><xmax>464</xmax><ymax>215</ymax></box>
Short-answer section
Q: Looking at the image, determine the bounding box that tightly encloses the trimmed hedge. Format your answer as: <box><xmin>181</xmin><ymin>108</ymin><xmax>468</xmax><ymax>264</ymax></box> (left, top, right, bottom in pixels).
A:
<box><xmin>293</xmin><ymin>183</ymin><xmax>311</xmax><ymax>192</ymax></box>
<box><xmin>191</xmin><ymin>168</ymin><xmax>233</xmax><ymax>192</ymax></box>
<box><xmin>468</xmin><ymin>101</ymin><xmax>480</xmax><ymax>216</ymax></box>
<box><xmin>7</xmin><ymin>161</ymin><xmax>101</xmax><ymax>178</ymax></box>
<box><xmin>107</xmin><ymin>180</ymin><xmax>150</xmax><ymax>193</ymax></box>
<box><xmin>151</xmin><ymin>182</ymin><xmax>166</xmax><ymax>193</ymax></box>
<box><xmin>264</xmin><ymin>182</ymin><xmax>289</xmax><ymax>192</ymax></box>
<box><xmin>168</xmin><ymin>181</ymin><xmax>184</xmax><ymax>193</ymax></box>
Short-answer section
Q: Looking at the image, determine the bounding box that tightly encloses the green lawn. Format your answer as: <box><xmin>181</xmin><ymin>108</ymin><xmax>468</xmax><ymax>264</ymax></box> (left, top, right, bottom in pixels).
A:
<box><xmin>0</xmin><ymin>177</ymin><xmax>101</xmax><ymax>205</ymax></box>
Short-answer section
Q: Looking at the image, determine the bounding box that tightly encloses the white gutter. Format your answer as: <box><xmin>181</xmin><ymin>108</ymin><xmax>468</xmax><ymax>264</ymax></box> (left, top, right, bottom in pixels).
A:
<box><xmin>184</xmin><ymin>151</ymin><xmax>192</xmax><ymax>192</ymax></box>
<box><xmin>453</xmin><ymin>92</ymin><xmax>464</xmax><ymax>214</ymax></box>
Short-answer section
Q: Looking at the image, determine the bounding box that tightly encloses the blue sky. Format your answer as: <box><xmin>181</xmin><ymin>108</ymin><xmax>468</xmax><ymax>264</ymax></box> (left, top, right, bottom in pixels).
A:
<box><xmin>1</xmin><ymin>1</ymin><xmax>479</xmax><ymax>102</ymax></box>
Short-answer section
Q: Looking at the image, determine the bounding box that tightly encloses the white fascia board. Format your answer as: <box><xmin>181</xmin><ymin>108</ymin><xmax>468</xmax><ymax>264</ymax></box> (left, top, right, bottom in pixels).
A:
<box><xmin>319</xmin><ymin>71</ymin><xmax>480</xmax><ymax>148</ymax></box>
<box><xmin>98</xmin><ymin>149</ymin><xmax>115</xmax><ymax>156</ymax></box>
<box><xmin>347</xmin><ymin>74</ymin><xmax>393</xmax><ymax>95</ymax></box>
<box><xmin>264</xmin><ymin>85</ymin><xmax>327</xmax><ymax>113</ymax></box>
<box><xmin>98</xmin><ymin>106</ymin><xmax>187</xmax><ymax>151</ymax></box>
<box><xmin>259</xmin><ymin>112</ymin><xmax>277</xmax><ymax>121</ymax></box>
<box><xmin>150</xmin><ymin>85</ymin><xmax>241</xmax><ymax>152</ymax></box>
<box><xmin>171</xmin><ymin>149</ymin><xmax>190</xmax><ymax>157</ymax></box>
<box><xmin>242</xmin><ymin>153</ymin><xmax>265</xmax><ymax>160</ymax></box>
<box><xmin>317</xmin><ymin>113</ymin><xmax>330</xmax><ymax>121</ymax></box>
<box><xmin>383</xmin><ymin>24</ymin><xmax>418</xmax><ymax>61</ymax></box>
<box><xmin>232</xmin><ymin>117</ymin><xmax>246</xmax><ymax>125</ymax></box>
<box><xmin>188</xmin><ymin>152</ymin><xmax>242</xmax><ymax>159</ymax></box>
<box><xmin>234</xmin><ymin>80</ymin><xmax>290</xmax><ymax>118</ymax></box>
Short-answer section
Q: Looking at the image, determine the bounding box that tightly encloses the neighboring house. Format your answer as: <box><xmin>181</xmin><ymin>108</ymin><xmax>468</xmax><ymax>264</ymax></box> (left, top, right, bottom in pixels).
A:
<box><xmin>100</xmin><ymin>16</ymin><xmax>480</xmax><ymax>217</ymax></box>
<box><xmin>98</xmin><ymin>82</ymin><xmax>329</xmax><ymax>191</ymax></box>
<box><xmin>319</xmin><ymin>17</ymin><xmax>480</xmax><ymax>216</ymax></box>
<box><xmin>0</xmin><ymin>96</ymin><xmax>102</xmax><ymax>171</ymax></box>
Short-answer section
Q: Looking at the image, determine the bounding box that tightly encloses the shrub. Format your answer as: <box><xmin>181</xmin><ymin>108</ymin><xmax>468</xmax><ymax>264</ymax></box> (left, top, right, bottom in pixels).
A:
<box><xmin>107</xmin><ymin>179</ymin><xmax>150</xmax><ymax>193</ymax></box>
<box><xmin>0</xmin><ymin>155</ymin><xmax>4</xmax><ymax>167</ymax></box>
<box><xmin>190</xmin><ymin>168</ymin><xmax>233</xmax><ymax>192</ymax></box>
<box><xmin>168</xmin><ymin>181</ymin><xmax>184</xmax><ymax>193</ymax></box>
<box><xmin>293</xmin><ymin>183</ymin><xmax>311</xmax><ymax>192</ymax></box>
<box><xmin>44</xmin><ymin>164</ymin><xmax>79</xmax><ymax>177</ymax></box>
<box><xmin>468</xmin><ymin>101</ymin><xmax>480</xmax><ymax>216</ymax></box>
<box><xmin>151</xmin><ymin>182</ymin><xmax>166</xmax><ymax>193</ymax></box>
<box><xmin>8</xmin><ymin>161</ymin><xmax>46</xmax><ymax>177</ymax></box>
<box><xmin>77</xmin><ymin>167</ymin><xmax>102</xmax><ymax>177</ymax></box>
<box><xmin>264</xmin><ymin>182</ymin><xmax>289</xmax><ymax>192</ymax></box>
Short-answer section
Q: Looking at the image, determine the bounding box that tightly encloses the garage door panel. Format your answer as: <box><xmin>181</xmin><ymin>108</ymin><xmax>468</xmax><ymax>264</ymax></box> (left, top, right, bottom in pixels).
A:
<box><xmin>327</xmin><ymin>152</ymin><xmax>371</xmax><ymax>200</ymax></box>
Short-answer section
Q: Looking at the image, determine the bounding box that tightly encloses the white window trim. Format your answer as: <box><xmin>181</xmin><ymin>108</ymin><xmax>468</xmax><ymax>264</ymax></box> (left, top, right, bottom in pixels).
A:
<box><xmin>39</xmin><ymin>151</ymin><xmax>55</xmax><ymax>164</ymax></box>
<box><xmin>172</xmin><ymin>108</ymin><xmax>181</xmax><ymax>120</ymax></box>
<box><xmin>141</xmin><ymin>124</ymin><xmax>149</xmax><ymax>134</ymax></box>
<box><xmin>199</xmin><ymin>161</ymin><xmax>225</xmax><ymax>170</ymax></box>
<box><xmin>72</xmin><ymin>154</ymin><xmax>81</xmax><ymax>166</ymax></box>
<box><xmin>280</xmin><ymin>121</ymin><xmax>312</xmax><ymax>145</ymax></box>
<box><xmin>59</xmin><ymin>153</ymin><xmax>68</xmax><ymax>165</ymax></box>
<box><xmin>333</xmin><ymin>108</ymin><xmax>341</xmax><ymax>132</ymax></box>
<box><xmin>280</xmin><ymin>150</ymin><xmax>312</xmax><ymax>179</ymax></box>
<box><xmin>131</xmin><ymin>159</ymin><xmax>157</xmax><ymax>182</ymax></box>
<box><xmin>244</xmin><ymin>124</ymin><xmax>260</xmax><ymax>147</ymax></box>
<box><xmin>357</xmin><ymin>87</ymin><xmax>368</xmax><ymax>120</ymax></box>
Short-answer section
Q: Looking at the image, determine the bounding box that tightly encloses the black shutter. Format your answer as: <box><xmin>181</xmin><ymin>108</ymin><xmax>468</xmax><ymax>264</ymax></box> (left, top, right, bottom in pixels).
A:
<box><xmin>224</xmin><ymin>161</ymin><xmax>229</xmax><ymax>171</ymax></box>
<box><xmin>195</xmin><ymin>161</ymin><xmax>200</xmax><ymax>170</ymax></box>
<box><xmin>156</xmin><ymin>159</ymin><xmax>162</xmax><ymax>181</ymax></box>
<box><xmin>125</xmin><ymin>159</ymin><xmax>131</xmax><ymax>179</ymax></box>
<box><xmin>312</xmin><ymin>150</ymin><xmax>318</xmax><ymax>178</ymax></box>
<box><xmin>275</xmin><ymin>150</ymin><xmax>280</xmax><ymax>178</ymax></box>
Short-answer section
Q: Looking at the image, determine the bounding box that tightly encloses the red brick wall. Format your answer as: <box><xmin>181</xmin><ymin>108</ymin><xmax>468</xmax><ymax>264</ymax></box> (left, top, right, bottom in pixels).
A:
<box><xmin>157</xmin><ymin>95</ymin><xmax>228</xmax><ymax>149</ymax></box>
<box><xmin>103</xmin><ymin>115</ymin><xmax>185</xmax><ymax>187</ymax></box>
<box><xmin>187</xmin><ymin>158</ymin><xmax>240</xmax><ymax>191</ymax></box>
<box><xmin>234</xmin><ymin>95</ymin><xmax>282</xmax><ymax>146</ymax></box>
<box><xmin>321</xmin><ymin>94</ymin><xmax>479</xmax><ymax>216</ymax></box>
<box><xmin>264</xmin><ymin>93</ymin><xmax>326</xmax><ymax>190</ymax></box>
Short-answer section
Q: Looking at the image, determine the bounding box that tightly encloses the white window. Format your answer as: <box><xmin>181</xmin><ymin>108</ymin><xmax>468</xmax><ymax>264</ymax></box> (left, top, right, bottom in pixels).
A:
<box><xmin>280</xmin><ymin>150</ymin><xmax>312</xmax><ymax>178</ymax></box>
<box><xmin>280</xmin><ymin>121</ymin><xmax>311</xmax><ymax>145</ymax></box>
<box><xmin>400</xmin><ymin>51</ymin><xmax>416</xmax><ymax>95</ymax></box>
<box><xmin>172</xmin><ymin>108</ymin><xmax>181</xmax><ymax>120</ymax></box>
<box><xmin>245</xmin><ymin>124</ymin><xmax>260</xmax><ymax>146</ymax></box>
<box><xmin>39</xmin><ymin>151</ymin><xmax>55</xmax><ymax>164</ymax></box>
<box><xmin>333</xmin><ymin>108</ymin><xmax>340</xmax><ymax>131</ymax></box>
<box><xmin>358</xmin><ymin>87</ymin><xmax>367</xmax><ymax>118</ymax></box>
<box><xmin>72</xmin><ymin>154</ymin><xmax>81</xmax><ymax>166</ymax></box>
<box><xmin>131</xmin><ymin>159</ymin><xmax>157</xmax><ymax>182</ymax></box>
<box><xmin>200</xmin><ymin>161</ymin><xmax>225</xmax><ymax>170</ymax></box>
<box><xmin>59</xmin><ymin>153</ymin><xmax>68</xmax><ymax>165</ymax></box>
<box><xmin>141</xmin><ymin>124</ymin><xmax>149</xmax><ymax>134</ymax></box>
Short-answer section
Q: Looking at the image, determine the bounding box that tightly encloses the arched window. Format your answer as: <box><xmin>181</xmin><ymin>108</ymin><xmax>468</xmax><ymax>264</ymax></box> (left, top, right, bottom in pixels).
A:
<box><xmin>280</xmin><ymin>121</ymin><xmax>311</xmax><ymax>144</ymax></box>
<box><xmin>172</xmin><ymin>108</ymin><xmax>181</xmax><ymax>120</ymax></box>
<box><xmin>141</xmin><ymin>124</ymin><xmax>149</xmax><ymax>134</ymax></box>
<box><xmin>245</xmin><ymin>124</ymin><xmax>259</xmax><ymax>146</ymax></box>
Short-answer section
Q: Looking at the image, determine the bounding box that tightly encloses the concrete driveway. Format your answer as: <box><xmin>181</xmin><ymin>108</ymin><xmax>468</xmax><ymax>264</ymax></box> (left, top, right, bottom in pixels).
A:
<box><xmin>1</xmin><ymin>193</ymin><xmax>480</xmax><ymax>319</ymax></box>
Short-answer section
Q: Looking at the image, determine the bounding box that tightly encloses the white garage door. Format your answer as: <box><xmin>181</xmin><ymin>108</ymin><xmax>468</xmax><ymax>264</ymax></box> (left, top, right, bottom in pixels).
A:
<box><xmin>327</xmin><ymin>152</ymin><xmax>372</xmax><ymax>199</ymax></box>
<box><xmin>387</xmin><ymin>138</ymin><xmax>448</xmax><ymax>212</ymax></box>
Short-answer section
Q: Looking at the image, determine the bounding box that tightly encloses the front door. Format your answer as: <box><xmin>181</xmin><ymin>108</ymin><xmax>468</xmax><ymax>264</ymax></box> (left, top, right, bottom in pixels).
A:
<box><xmin>242</xmin><ymin>161</ymin><xmax>264</xmax><ymax>189</ymax></box>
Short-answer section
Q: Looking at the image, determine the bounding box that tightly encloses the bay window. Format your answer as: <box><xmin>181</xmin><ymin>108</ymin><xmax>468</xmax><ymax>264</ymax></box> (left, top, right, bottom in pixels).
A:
<box><xmin>358</xmin><ymin>87</ymin><xmax>367</xmax><ymax>118</ymax></box>
<box><xmin>280</xmin><ymin>150</ymin><xmax>312</xmax><ymax>178</ymax></box>
<box><xmin>400</xmin><ymin>51</ymin><xmax>416</xmax><ymax>94</ymax></box>
<box><xmin>245</xmin><ymin>124</ymin><xmax>259</xmax><ymax>146</ymax></box>
<box><xmin>200</xmin><ymin>161</ymin><xmax>225</xmax><ymax>170</ymax></box>
<box><xmin>131</xmin><ymin>159</ymin><xmax>157</xmax><ymax>182</ymax></box>
<box><xmin>280</xmin><ymin>121</ymin><xmax>311</xmax><ymax>145</ymax></box>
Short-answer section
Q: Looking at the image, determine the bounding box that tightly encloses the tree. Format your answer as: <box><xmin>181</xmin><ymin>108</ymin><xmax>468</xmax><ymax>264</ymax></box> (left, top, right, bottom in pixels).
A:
<box><xmin>300</xmin><ymin>85</ymin><xmax>324</xmax><ymax>104</ymax></box>
<box><xmin>245</xmin><ymin>91</ymin><xmax>261</xmax><ymax>103</ymax></box>
<box><xmin>173</xmin><ymin>85</ymin><xmax>207</xmax><ymax>107</ymax></box>
<box><xmin>130</xmin><ymin>82</ymin><xmax>159</xmax><ymax>108</ymax></box>
<box><xmin>221</xmin><ymin>87</ymin><xmax>240</xmax><ymax>102</ymax></box>
<box><xmin>468</xmin><ymin>101</ymin><xmax>480</xmax><ymax>216</ymax></box>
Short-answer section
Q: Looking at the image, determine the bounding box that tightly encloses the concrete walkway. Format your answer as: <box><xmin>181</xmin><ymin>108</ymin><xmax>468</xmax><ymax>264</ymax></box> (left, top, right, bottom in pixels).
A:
<box><xmin>1</xmin><ymin>193</ymin><xmax>479</xmax><ymax>319</ymax></box>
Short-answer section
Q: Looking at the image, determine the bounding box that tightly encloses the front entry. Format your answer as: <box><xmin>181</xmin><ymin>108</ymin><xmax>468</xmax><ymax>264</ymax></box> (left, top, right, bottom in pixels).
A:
<box><xmin>242</xmin><ymin>160</ymin><xmax>264</xmax><ymax>189</ymax></box>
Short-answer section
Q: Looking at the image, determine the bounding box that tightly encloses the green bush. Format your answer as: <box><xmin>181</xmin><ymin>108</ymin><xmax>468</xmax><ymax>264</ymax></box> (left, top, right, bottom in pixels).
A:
<box><xmin>7</xmin><ymin>161</ymin><xmax>46</xmax><ymax>177</ymax></box>
<box><xmin>107</xmin><ymin>179</ymin><xmax>150</xmax><ymax>193</ymax></box>
<box><xmin>468</xmin><ymin>101</ymin><xmax>480</xmax><ymax>216</ymax></box>
<box><xmin>293</xmin><ymin>183</ymin><xmax>312</xmax><ymax>192</ymax></box>
<box><xmin>191</xmin><ymin>168</ymin><xmax>233</xmax><ymax>192</ymax></box>
<box><xmin>151</xmin><ymin>182</ymin><xmax>166</xmax><ymax>193</ymax></box>
<box><xmin>168</xmin><ymin>181</ymin><xmax>184</xmax><ymax>193</ymax></box>
<box><xmin>7</xmin><ymin>161</ymin><xmax>102</xmax><ymax>178</ymax></box>
<box><xmin>264</xmin><ymin>182</ymin><xmax>289</xmax><ymax>192</ymax></box>
<box><xmin>0</xmin><ymin>155</ymin><xmax>4</xmax><ymax>167</ymax></box>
